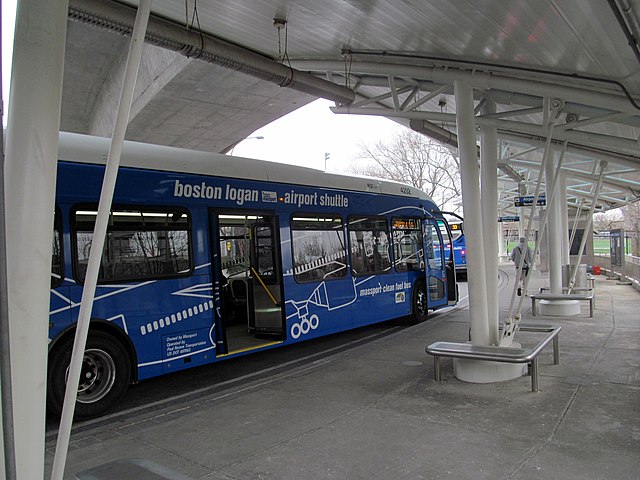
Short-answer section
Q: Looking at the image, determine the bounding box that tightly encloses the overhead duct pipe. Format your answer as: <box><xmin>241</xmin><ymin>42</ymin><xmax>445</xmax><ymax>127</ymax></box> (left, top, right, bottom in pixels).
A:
<box><xmin>608</xmin><ymin>0</ymin><xmax>640</xmax><ymax>64</ymax></box>
<box><xmin>68</xmin><ymin>0</ymin><xmax>355</xmax><ymax>106</ymax></box>
<box><xmin>409</xmin><ymin>118</ymin><xmax>458</xmax><ymax>147</ymax></box>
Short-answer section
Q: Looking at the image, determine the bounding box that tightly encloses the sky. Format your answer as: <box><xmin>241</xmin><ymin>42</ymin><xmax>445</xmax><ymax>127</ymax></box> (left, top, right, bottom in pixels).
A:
<box><xmin>0</xmin><ymin>1</ymin><xmax>403</xmax><ymax>172</ymax></box>
<box><xmin>229</xmin><ymin>99</ymin><xmax>403</xmax><ymax>172</ymax></box>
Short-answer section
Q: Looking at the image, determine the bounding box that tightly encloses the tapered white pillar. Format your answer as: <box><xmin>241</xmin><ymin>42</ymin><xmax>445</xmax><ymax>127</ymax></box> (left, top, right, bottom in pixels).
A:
<box><xmin>480</xmin><ymin>99</ymin><xmax>499</xmax><ymax>345</ymax></box>
<box><xmin>4</xmin><ymin>1</ymin><xmax>69</xmax><ymax>479</ymax></box>
<box><xmin>518</xmin><ymin>216</ymin><xmax>525</xmax><ymax>238</ymax></box>
<box><xmin>541</xmin><ymin>152</ymin><xmax>579</xmax><ymax>315</ymax></box>
<box><xmin>453</xmin><ymin>80</ymin><xmax>489</xmax><ymax>345</ymax></box>
<box><xmin>452</xmin><ymin>81</ymin><xmax>524</xmax><ymax>383</ymax></box>
<box><xmin>498</xmin><ymin>222</ymin><xmax>505</xmax><ymax>258</ymax></box>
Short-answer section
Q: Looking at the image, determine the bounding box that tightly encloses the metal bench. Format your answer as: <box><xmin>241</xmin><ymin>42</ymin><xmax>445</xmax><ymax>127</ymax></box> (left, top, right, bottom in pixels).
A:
<box><xmin>531</xmin><ymin>289</ymin><xmax>594</xmax><ymax>317</ymax></box>
<box><xmin>425</xmin><ymin>325</ymin><xmax>561</xmax><ymax>392</ymax></box>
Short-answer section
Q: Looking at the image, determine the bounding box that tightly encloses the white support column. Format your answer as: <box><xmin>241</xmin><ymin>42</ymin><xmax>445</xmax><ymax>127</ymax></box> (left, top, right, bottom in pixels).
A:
<box><xmin>452</xmin><ymin>82</ymin><xmax>524</xmax><ymax>383</ymax></box>
<box><xmin>453</xmin><ymin>80</ymin><xmax>489</xmax><ymax>346</ymax></box>
<box><xmin>560</xmin><ymin>174</ymin><xmax>570</xmax><ymax>265</ymax></box>
<box><xmin>545</xmin><ymin>151</ymin><xmax>563</xmax><ymax>294</ymax></box>
<box><xmin>518</xmin><ymin>213</ymin><xmax>525</xmax><ymax>238</ymax></box>
<box><xmin>497</xmin><ymin>222</ymin><xmax>505</xmax><ymax>259</ymax></box>
<box><xmin>50</xmin><ymin>2</ymin><xmax>152</xmax><ymax>479</ymax></box>
<box><xmin>4</xmin><ymin>1</ymin><xmax>69</xmax><ymax>479</ymax></box>
<box><xmin>480</xmin><ymin>99</ymin><xmax>499</xmax><ymax>346</ymax></box>
<box><xmin>540</xmin><ymin>151</ymin><xmax>580</xmax><ymax>316</ymax></box>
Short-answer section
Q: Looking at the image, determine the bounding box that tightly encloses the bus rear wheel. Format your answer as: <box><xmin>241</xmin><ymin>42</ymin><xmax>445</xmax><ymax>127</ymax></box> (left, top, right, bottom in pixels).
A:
<box><xmin>47</xmin><ymin>331</ymin><xmax>131</xmax><ymax>419</ymax></box>
<box><xmin>410</xmin><ymin>281</ymin><xmax>429</xmax><ymax>325</ymax></box>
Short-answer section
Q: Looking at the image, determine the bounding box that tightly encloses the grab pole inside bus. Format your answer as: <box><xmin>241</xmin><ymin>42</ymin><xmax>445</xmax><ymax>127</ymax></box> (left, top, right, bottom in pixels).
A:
<box><xmin>50</xmin><ymin>2</ymin><xmax>152</xmax><ymax>479</ymax></box>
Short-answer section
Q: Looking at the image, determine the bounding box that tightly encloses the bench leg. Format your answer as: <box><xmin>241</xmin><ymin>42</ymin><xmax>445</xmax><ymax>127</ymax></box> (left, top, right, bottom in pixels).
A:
<box><xmin>589</xmin><ymin>299</ymin><xmax>594</xmax><ymax>317</ymax></box>
<box><xmin>531</xmin><ymin>297</ymin><xmax>537</xmax><ymax>316</ymax></box>
<box><xmin>531</xmin><ymin>357</ymin><xmax>539</xmax><ymax>392</ymax></box>
<box><xmin>553</xmin><ymin>335</ymin><xmax>560</xmax><ymax>365</ymax></box>
<box><xmin>434</xmin><ymin>356</ymin><xmax>441</xmax><ymax>381</ymax></box>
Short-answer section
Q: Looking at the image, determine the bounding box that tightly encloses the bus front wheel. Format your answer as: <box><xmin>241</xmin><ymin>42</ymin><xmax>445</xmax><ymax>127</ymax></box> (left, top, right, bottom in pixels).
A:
<box><xmin>410</xmin><ymin>281</ymin><xmax>429</xmax><ymax>325</ymax></box>
<box><xmin>48</xmin><ymin>331</ymin><xmax>131</xmax><ymax>419</ymax></box>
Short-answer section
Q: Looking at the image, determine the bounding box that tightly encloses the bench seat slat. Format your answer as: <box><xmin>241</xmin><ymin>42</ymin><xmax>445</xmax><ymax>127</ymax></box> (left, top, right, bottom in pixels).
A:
<box><xmin>426</xmin><ymin>342</ymin><xmax>532</xmax><ymax>362</ymax></box>
<box><xmin>531</xmin><ymin>293</ymin><xmax>592</xmax><ymax>300</ymax></box>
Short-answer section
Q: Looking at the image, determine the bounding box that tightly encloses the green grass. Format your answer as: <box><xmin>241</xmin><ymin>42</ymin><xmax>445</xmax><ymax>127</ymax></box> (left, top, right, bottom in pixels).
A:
<box><xmin>593</xmin><ymin>239</ymin><xmax>609</xmax><ymax>254</ymax></box>
<box><xmin>506</xmin><ymin>239</ymin><xmax>628</xmax><ymax>255</ymax></box>
<box><xmin>505</xmin><ymin>241</ymin><xmax>535</xmax><ymax>253</ymax></box>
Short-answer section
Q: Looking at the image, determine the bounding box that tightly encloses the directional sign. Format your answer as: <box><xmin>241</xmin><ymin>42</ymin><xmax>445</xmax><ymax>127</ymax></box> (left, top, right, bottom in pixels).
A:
<box><xmin>514</xmin><ymin>195</ymin><xmax>546</xmax><ymax>207</ymax></box>
<box><xmin>498</xmin><ymin>216</ymin><xmax>520</xmax><ymax>222</ymax></box>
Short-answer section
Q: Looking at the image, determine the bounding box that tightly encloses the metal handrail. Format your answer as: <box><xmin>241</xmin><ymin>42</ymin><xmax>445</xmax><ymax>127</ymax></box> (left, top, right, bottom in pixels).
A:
<box><xmin>427</xmin><ymin>325</ymin><xmax>561</xmax><ymax>364</ymax></box>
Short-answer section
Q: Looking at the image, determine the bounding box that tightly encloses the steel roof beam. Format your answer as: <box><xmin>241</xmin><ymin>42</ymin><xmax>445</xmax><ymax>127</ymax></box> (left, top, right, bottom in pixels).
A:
<box><xmin>293</xmin><ymin>60</ymin><xmax>640</xmax><ymax>115</ymax></box>
<box><xmin>349</xmin><ymin>76</ymin><xmax>640</xmax><ymax>128</ymax></box>
<box><xmin>507</xmin><ymin>158</ymin><xmax>640</xmax><ymax>195</ymax></box>
<box><xmin>331</xmin><ymin>105</ymin><xmax>640</xmax><ymax>158</ymax></box>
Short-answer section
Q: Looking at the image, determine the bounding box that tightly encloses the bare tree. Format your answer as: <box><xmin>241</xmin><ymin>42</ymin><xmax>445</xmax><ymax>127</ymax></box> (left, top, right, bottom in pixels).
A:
<box><xmin>593</xmin><ymin>209</ymin><xmax>624</xmax><ymax>233</ymax></box>
<box><xmin>351</xmin><ymin>129</ymin><xmax>461</xmax><ymax>208</ymax></box>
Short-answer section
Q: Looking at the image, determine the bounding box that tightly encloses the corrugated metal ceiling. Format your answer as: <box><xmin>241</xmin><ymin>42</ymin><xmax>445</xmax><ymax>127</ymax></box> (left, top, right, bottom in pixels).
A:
<box><xmin>62</xmin><ymin>0</ymin><xmax>640</xmax><ymax>212</ymax></box>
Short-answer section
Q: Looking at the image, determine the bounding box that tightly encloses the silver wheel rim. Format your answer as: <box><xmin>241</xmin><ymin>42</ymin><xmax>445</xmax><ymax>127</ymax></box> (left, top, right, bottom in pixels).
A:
<box><xmin>66</xmin><ymin>348</ymin><xmax>117</xmax><ymax>404</ymax></box>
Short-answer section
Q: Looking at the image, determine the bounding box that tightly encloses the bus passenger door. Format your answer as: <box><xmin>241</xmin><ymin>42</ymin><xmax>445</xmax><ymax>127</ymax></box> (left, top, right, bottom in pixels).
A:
<box><xmin>249</xmin><ymin>220</ymin><xmax>284</xmax><ymax>335</ymax></box>
<box><xmin>212</xmin><ymin>212</ymin><xmax>284</xmax><ymax>357</ymax></box>
<box><xmin>424</xmin><ymin>220</ymin><xmax>448</xmax><ymax>309</ymax></box>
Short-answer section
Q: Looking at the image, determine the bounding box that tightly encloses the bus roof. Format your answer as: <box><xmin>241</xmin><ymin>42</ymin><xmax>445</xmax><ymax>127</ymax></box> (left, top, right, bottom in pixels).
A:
<box><xmin>58</xmin><ymin>132</ymin><xmax>435</xmax><ymax>203</ymax></box>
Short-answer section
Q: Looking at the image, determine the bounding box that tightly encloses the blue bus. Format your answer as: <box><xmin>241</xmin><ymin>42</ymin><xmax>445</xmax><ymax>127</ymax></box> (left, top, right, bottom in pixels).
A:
<box><xmin>48</xmin><ymin>133</ymin><xmax>458</xmax><ymax>418</ymax></box>
<box><xmin>449</xmin><ymin>221</ymin><xmax>467</xmax><ymax>278</ymax></box>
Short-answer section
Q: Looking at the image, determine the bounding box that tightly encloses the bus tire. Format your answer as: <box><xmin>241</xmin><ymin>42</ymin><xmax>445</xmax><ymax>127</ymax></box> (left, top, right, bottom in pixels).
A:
<box><xmin>47</xmin><ymin>331</ymin><xmax>131</xmax><ymax>419</ymax></box>
<box><xmin>410</xmin><ymin>281</ymin><xmax>429</xmax><ymax>325</ymax></box>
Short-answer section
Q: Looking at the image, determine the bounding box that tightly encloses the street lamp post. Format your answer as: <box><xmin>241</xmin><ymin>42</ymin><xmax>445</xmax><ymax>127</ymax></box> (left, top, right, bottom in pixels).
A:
<box><xmin>227</xmin><ymin>135</ymin><xmax>264</xmax><ymax>155</ymax></box>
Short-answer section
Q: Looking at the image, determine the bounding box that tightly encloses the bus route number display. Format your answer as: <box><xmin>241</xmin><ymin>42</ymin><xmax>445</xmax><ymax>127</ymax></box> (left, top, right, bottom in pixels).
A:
<box><xmin>392</xmin><ymin>218</ymin><xmax>418</xmax><ymax>230</ymax></box>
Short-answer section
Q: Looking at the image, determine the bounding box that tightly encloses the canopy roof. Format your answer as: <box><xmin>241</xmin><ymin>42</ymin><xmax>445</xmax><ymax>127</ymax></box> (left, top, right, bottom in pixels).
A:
<box><xmin>62</xmin><ymin>0</ymin><xmax>640</xmax><ymax>213</ymax></box>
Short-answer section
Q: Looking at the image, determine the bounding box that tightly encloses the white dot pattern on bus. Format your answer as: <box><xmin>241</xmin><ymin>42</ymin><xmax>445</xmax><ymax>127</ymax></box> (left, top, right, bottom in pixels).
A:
<box><xmin>140</xmin><ymin>299</ymin><xmax>215</xmax><ymax>335</ymax></box>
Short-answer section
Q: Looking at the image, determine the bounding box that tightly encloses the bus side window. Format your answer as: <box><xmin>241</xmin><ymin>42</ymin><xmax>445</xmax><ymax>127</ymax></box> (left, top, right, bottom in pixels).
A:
<box><xmin>254</xmin><ymin>224</ymin><xmax>276</xmax><ymax>282</ymax></box>
<box><xmin>347</xmin><ymin>216</ymin><xmax>391</xmax><ymax>275</ymax></box>
<box><xmin>291</xmin><ymin>215</ymin><xmax>347</xmax><ymax>283</ymax></box>
<box><xmin>73</xmin><ymin>206</ymin><xmax>192</xmax><ymax>283</ymax></box>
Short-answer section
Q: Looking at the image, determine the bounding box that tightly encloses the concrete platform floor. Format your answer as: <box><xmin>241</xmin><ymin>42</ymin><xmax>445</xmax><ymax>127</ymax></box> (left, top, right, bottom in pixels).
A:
<box><xmin>45</xmin><ymin>267</ymin><xmax>640</xmax><ymax>479</ymax></box>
